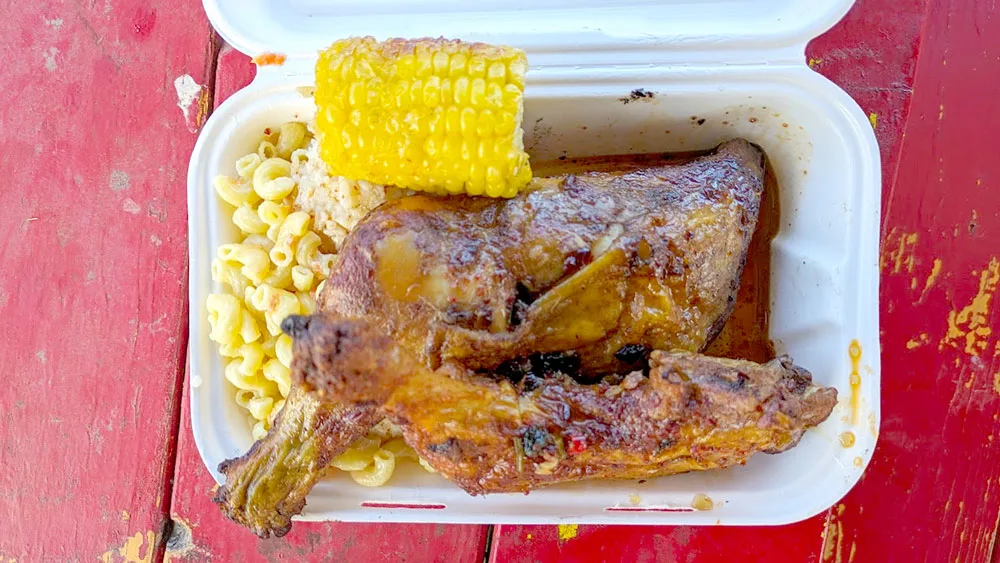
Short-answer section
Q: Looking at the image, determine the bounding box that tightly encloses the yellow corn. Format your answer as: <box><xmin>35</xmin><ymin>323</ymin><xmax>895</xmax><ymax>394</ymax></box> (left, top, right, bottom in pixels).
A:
<box><xmin>315</xmin><ymin>37</ymin><xmax>532</xmax><ymax>198</ymax></box>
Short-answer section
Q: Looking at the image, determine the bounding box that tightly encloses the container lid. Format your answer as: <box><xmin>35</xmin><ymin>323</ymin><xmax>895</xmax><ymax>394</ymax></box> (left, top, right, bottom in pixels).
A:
<box><xmin>205</xmin><ymin>0</ymin><xmax>855</xmax><ymax>64</ymax></box>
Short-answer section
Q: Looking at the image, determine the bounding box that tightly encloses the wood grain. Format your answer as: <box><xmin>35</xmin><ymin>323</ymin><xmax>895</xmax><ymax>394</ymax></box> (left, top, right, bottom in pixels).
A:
<box><xmin>0</xmin><ymin>1</ymin><xmax>215</xmax><ymax>561</ymax></box>
<box><xmin>492</xmin><ymin>0</ymin><xmax>934</xmax><ymax>559</ymax></box>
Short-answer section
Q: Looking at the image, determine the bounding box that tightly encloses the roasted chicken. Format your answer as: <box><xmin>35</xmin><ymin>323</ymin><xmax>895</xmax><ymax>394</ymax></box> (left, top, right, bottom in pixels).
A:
<box><xmin>319</xmin><ymin>138</ymin><xmax>766</xmax><ymax>372</ymax></box>
<box><xmin>288</xmin><ymin>316</ymin><xmax>837</xmax><ymax>494</ymax></box>
<box><xmin>216</xmin><ymin>139</ymin><xmax>781</xmax><ymax>537</ymax></box>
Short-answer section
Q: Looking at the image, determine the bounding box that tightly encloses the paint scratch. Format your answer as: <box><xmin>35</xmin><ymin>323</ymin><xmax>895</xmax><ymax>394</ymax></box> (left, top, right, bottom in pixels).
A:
<box><xmin>557</xmin><ymin>524</ymin><xmax>579</xmax><ymax>541</ymax></box>
<box><xmin>940</xmin><ymin>258</ymin><xmax>999</xmax><ymax>356</ymax></box>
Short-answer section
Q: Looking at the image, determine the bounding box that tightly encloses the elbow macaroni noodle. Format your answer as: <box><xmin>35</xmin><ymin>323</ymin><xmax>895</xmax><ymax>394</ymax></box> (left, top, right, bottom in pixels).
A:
<box><xmin>207</xmin><ymin>122</ymin><xmax>426</xmax><ymax>487</ymax></box>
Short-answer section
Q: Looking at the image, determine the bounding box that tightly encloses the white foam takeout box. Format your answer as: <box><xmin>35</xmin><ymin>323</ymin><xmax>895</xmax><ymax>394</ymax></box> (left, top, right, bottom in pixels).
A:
<box><xmin>188</xmin><ymin>0</ymin><xmax>881</xmax><ymax>525</ymax></box>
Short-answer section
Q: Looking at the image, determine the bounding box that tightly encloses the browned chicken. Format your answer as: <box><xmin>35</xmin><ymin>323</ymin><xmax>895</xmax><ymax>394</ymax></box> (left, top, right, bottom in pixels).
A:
<box><xmin>215</xmin><ymin>139</ymin><xmax>770</xmax><ymax>537</ymax></box>
<box><xmin>320</xmin><ymin>139</ymin><xmax>766</xmax><ymax>372</ymax></box>
<box><xmin>289</xmin><ymin>317</ymin><xmax>837</xmax><ymax>494</ymax></box>
<box><xmin>212</xmin><ymin>389</ymin><xmax>376</xmax><ymax>538</ymax></box>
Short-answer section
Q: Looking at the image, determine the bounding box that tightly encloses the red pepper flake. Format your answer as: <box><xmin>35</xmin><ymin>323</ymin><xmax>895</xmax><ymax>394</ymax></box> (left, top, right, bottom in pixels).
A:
<box><xmin>252</xmin><ymin>52</ymin><xmax>287</xmax><ymax>66</ymax></box>
<box><xmin>263</xmin><ymin>127</ymin><xmax>272</xmax><ymax>135</ymax></box>
<box><xmin>567</xmin><ymin>435</ymin><xmax>587</xmax><ymax>455</ymax></box>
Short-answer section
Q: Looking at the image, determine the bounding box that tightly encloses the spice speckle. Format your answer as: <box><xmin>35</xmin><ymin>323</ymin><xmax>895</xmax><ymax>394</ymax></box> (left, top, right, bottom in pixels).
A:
<box><xmin>620</xmin><ymin>89</ymin><xmax>654</xmax><ymax>104</ymax></box>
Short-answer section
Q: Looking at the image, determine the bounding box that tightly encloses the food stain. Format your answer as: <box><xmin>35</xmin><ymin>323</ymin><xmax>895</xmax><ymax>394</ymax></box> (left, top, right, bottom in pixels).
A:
<box><xmin>808</xmin><ymin>58</ymin><xmax>823</xmax><ymax>68</ymax></box>
<box><xmin>848</xmin><ymin>340</ymin><xmax>862</xmax><ymax>425</ymax></box>
<box><xmin>557</xmin><ymin>524</ymin><xmax>579</xmax><ymax>541</ymax></box>
<box><xmin>629</xmin><ymin>493</ymin><xmax>641</xmax><ymax>506</ymax></box>
<box><xmin>939</xmin><ymin>257</ymin><xmax>999</xmax><ymax>356</ymax></box>
<box><xmin>868</xmin><ymin>112</ymin><xmax>878</xmax><ymax>130</ymax></box>
<box><xmin>252</xmin><ymin>52</ymin><xmax>287</xmax><ymax>66</ymax></box>
<box><xmin>691</xmin><ymin>493</ymin><xmax>714</xmax><ymax>511</ymax></box>
<box><xmin>100</xmin><ymin>530</ymin><xmax>157</xmax><ymax>563</ymax></box>
<box><xmin>993</xmin><ymin>370</ymin><xmax>1000</xmax><ymax>396</ymax></box>
<box><xmin>906</xmin><ymin>333</ymin><xmax>930</xmax><ymax>349</ymax></box>
<box><xmin>853</xmin><ymin>456</ymin><xmax>863</xmax><ymax>468</ymax></box>
<box><xmin>839</xmin><ymin>431</ymin><xmax>856</xmax><ymax>448</ymax></box>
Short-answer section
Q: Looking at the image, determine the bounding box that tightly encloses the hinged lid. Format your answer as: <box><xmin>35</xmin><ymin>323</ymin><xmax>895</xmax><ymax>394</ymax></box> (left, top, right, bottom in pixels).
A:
<box><xmin>205</xmin><ymin>0</ymin><xmax>855</xmax><ymax>65</ymax></box>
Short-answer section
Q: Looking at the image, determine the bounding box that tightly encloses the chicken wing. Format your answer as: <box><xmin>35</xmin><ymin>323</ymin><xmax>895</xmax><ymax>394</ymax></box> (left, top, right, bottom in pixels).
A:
<box><xmin>288</xmin><ymin>317</ymin><xmax>837</xmax><ymax>494</ymax></box>
<box><xmin>213</xmin><ymin>387</ymin><xmax>377</xmax><ymax>537</ymax></box>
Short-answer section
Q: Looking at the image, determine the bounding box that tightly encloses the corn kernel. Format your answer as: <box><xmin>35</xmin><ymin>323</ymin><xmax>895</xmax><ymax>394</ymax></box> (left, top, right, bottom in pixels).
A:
<box><xmin>315</xmin><ymin>37</ymin><xmax>532</xmax><ymax>197</ymax></box>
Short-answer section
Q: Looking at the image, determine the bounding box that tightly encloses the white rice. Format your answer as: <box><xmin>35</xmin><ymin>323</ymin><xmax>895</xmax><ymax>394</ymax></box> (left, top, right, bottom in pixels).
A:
<box><xmin>291</xmin><ymin>139</ymin><xmax>400</xmax><ymax>250</ymax></box>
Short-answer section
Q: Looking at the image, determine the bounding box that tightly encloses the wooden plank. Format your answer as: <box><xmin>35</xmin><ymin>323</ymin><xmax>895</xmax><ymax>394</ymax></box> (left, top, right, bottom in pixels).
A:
<box><xmin>819</xmin><ymin>0</ymin><xmax>1000</xmax><ymax>560</ymax></box>
<box><xmin>166</xmin><ymin>45</ymin><xmax>492</xmax><ymax>562</ymax></box>
<box><xmin>0</xmin><ymin>1</ymin><xmax>216</xmax><ymax>561</ymax></box>
<box><xmin>490</xmin><ymin>0</ymin><xmax>932</xmax><ymax>559</ymax></box>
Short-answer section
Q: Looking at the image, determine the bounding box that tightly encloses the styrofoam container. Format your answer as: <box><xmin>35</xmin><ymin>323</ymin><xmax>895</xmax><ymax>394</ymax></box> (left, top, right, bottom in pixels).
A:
<box><xmin>188</xmin><ymin>0</ymin><xmax>881</xmax><ymax>525</ymax></box>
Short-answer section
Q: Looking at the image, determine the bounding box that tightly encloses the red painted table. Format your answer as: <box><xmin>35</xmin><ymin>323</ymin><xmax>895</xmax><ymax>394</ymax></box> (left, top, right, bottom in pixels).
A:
<box><xmin>2</xmin><ymin>0</ymin><xmax>998</xmax><ymax>561</ymax></box>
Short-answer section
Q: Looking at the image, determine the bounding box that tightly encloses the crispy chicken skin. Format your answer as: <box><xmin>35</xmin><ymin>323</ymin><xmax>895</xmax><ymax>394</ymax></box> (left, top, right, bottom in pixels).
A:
<box><xmin>319</xmin><ymin>139</ymin><xmax>765</xmax><ymax>372</ymax></box>
<box><xmin>288</xmin><ymin>317</ymin><xmax>837</xmax><ymax>494</ymax></box>
<box><xmin>214</xmin><ymin>139</ymin><xmax>770</xmax><ymax>536</ymax></box>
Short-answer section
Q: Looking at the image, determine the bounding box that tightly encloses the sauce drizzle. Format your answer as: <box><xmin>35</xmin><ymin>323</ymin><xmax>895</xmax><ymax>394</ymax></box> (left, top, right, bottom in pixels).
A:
<box><xmin>848</xmin><ymin>339</ymin><xmax>862</xmax><ymax>425</ymax></box>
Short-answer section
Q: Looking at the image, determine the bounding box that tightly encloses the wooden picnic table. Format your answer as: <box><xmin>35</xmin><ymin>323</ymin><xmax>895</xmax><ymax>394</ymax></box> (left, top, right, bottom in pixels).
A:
<box><xmin>2</xmin><ymin>0</ymin><xmax>998</xmax><ymax>560</ymax></box>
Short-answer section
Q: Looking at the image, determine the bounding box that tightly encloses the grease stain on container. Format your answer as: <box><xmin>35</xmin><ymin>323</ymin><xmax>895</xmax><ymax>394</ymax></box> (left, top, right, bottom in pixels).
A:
<box><xmin>691</xmin><ymin>493</ymin><xmax>714</xmax><ymax>511</ymax></box>
<box><xmin>839</xmin><ymin>431</ymin><xmax>856</xmax><ymax>448</ymax></box>
<box><xmin>848</xmin><ymin>339</ymin><xmax>862</xmax><ymax>425</ymax></box>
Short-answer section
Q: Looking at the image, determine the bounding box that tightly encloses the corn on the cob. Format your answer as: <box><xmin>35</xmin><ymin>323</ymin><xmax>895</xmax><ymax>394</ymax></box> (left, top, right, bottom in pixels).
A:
<box><xmin>315</xmin><ymin>37</ymin><xmax>532</xmax><ymax>198</ymax></box>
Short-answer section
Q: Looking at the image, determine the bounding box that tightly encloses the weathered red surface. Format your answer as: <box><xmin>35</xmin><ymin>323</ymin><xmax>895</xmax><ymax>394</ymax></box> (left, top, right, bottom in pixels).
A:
<box><xmin>0</xmin><ymin>1</ymin><xmax>215</xmax><ymax>561</ymax></box>
<box><xmin>164</xmin><ymin>45</ymin><xmax>492</xmax><ymax>562</ymax></box>
<box><xmin>7</xmin><ymin>0</ymin><xmax>999</xmax><ymax>561</ymax></box>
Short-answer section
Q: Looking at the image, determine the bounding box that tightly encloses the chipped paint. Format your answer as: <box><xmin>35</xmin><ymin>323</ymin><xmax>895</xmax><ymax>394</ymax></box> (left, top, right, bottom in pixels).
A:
<box><xmin>808</xmin><ymin>58</ymin><xmax>823</xmax><ymax>68</ymax></box>
<box><xmin>848</xmin><ymin>340</ymin><xmax>862</xmax><ymax>425</ymax></box>
<box><xmin>121</xmin><ymin>510</ymin><xmax>130</xmax><ymax>521</ymax></box>
<box><xmin>109</xmin><ymin>169</ymin><xmax>131</xmax><ymax>192</ymax></box>
<box><xmin>173</xmin><ymin>74</ymin><xmax>205</xmax><ymax>131</ymax></box>
<box><xmin>917</xmin><ymin>258</ymin><xmax>943</xmax><ymax>302</ymax></box>
<box><xmin>906</xmin><ymin>333</ymin><xmax>930</xmax><ymax>349</ymax></box>
<box><xmin>526</xmin><ymin>533</ymin><xmax>533</xmax><ymax>540</ymax></box>
<box><xmin>122</xmin><ymin>198</ymin><xmax>141</xmax><ymax>214</ymax></box>
<box><xmin>42</xmin><ymin>46</ymin><xmax>58</xmax><ymax>72</ymax></box>
<box><xmin>557</xmin><ymin>524</ymin><xmax>578</xmax><ymax>541</ymax></box>
<box><xmin>821</xmin><ymin>507</ymin><xmax>844</xmax><ymax>562</ymax></box>
<box><xmin>868</xmin><ymin>112</ymin><xmax>878</xmax><ymax>130</ymax></box>
<box><xmin>100</xmin><ymin>531</ymin><xmax>157</xmax><ymax>563</ymax></box>
<box><xmin>880</xmin><ymin>229</ymin><xmax>919</xmax><ymax>274</ymax></box>
<box><xmin>993</xmin><ymin>370</ymin><xmax>1000</xmax><ymax>395</ymax></box>
<box><xmin>939</xmin><ymin>257</ymin><xmax>999</xmax><ymax>356</ymax></box>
